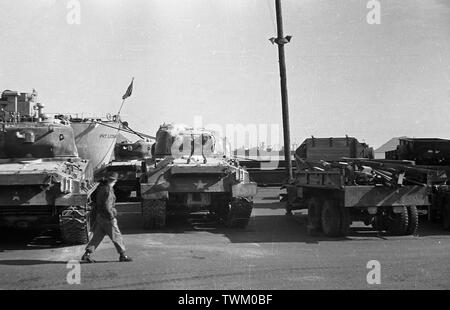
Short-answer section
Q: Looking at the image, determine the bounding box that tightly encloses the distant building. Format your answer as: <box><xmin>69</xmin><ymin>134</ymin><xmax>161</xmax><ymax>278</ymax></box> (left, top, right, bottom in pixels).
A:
<box><xmin>233</xmin><ymin>145</ymin><xmax>295</xmax><ymax>159</ymax></box>
<box><xmin>374</xmin><ymin>136</ymin><xmax>408</xmax><ymax>159</ymax></box>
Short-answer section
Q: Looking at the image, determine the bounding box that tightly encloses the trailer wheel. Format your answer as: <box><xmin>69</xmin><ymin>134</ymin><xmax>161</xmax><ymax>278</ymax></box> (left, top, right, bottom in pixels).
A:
<box><xmin>321</xmin><ymin>200</ymin><xmax>341</xmax><ymax>237</ymax></box>
<box><xmin>59</xmin><ymin>205</ymin><xmax>91</xmax><ymax>245</ymax></box>
<box><xmin>307</xmin><ymin>198</ymin><xmax>323</xmax><ymax>232</ymax></box>
<box><xmin>142</xmin><ymin>199</ymin><xmax>167</xmax><ymax>229</ymax></box>
<box><xmin>405</xmin><ymin>205</ymin><xmax>419</xmax><ymax>235</ymax></box>
<box><xmin>339</xmin><ymin>207</ymin><xmax>351</xmax><ymax>236</ymax></box>
<box><xmin>385</xmin><ymin>206</ymin><xmax>409</xmax><ymax>236</ymax></box>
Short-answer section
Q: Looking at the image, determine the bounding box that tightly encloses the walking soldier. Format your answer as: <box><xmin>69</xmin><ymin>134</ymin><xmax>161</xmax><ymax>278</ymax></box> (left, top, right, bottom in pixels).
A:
<box><xmin>81</xmin><ymin>172</ymin><xmax>132</xmax><ymax>263</ymax></box>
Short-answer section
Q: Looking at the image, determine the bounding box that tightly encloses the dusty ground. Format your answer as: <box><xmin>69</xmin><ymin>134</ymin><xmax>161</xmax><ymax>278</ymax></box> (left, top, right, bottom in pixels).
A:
<box><xmin>0</xmin><ymin>187</ymin><xmax>449</xmax><ymax>290</ymax></box>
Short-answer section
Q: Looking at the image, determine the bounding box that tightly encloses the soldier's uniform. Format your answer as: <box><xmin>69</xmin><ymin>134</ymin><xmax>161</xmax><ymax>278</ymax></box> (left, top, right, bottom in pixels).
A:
<box><xmin>81</xmin><ymin>172</ymin><xmax>132</xmax><ymax>263</ymax></box>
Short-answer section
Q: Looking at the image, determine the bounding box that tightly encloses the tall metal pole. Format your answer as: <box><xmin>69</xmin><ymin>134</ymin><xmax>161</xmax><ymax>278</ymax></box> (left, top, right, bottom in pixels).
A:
<box><xmin>272</xmin><ymin>0</ymin><xmax>293</xmax><ymax>182</ymax></box>
<box><xmin>14</xmin><ymin>95</ymin><xmax>18</xmax><ymax>124</ymax></box>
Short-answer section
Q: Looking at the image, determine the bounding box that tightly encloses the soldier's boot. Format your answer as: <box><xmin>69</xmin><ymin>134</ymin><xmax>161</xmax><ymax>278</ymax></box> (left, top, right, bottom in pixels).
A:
<box><xmin>119</xmin><ymin>253</ymin><xmax>133</xmax><ymax>262</ymax></box>
<box><xmin>81</xmin><ymin>250</ymin><xmax>96</xmax><ymax>263</ymax></box>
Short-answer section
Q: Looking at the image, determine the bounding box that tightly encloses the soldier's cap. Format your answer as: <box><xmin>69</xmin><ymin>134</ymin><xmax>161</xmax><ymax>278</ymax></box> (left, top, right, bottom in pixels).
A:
<box><xmin>106</xmin><ymin>172</ymin><xmax>119</xmax><ymax>181</ymax></box>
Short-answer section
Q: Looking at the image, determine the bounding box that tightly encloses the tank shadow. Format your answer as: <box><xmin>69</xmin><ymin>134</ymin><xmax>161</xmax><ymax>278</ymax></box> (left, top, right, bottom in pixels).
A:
<box><xmin>118</xmin><ymin>212</ymin><xmax>356</xmax><ymax>244</ymax></box>
<box><xmin>0</xmin><ymin>228</ymin><xmax>67</xmax><ymax>251</ymax></box>
<box><xmin>118</xmin><ymin>209</ymin><xmax>448</xmax><ymax>243</ymax></box>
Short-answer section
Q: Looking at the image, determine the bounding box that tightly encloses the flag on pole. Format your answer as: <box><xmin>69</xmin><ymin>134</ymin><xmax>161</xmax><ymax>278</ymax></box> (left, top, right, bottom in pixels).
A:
<box><xmin>122</xmin><ymin>78</ymin><xmax>134</xmax><ymax>100</ymax></box>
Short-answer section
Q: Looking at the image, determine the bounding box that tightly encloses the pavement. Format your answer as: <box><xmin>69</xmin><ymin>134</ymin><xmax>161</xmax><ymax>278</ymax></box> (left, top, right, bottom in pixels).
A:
<box><xmin>0</xmin><ymin>187</ymin><xmax>449</xmax><ymax>290</ymax></box>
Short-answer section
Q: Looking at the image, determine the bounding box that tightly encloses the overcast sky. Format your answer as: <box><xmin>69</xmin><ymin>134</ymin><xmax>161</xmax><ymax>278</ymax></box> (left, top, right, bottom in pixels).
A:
<box><xmin>0</xmin><ymin>0</ymin><xmax>449</xmax><ymax>148</ymax></box>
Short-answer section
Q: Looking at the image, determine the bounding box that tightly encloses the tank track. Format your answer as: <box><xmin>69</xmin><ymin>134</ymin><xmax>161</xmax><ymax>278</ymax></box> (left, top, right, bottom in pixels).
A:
<box><xmin>59</xmin><ymin>206</ymin><xmax>91</xmax><ymax>245</ymax></box>
<box><xmin>225</xmin><ymin>198</ymin><xmax>253</xmax><ymax>228</ymax></box>
<box><xmin>142</xmin><ymin>199</ymin><xmax>167</xmax><ymax>229</ymax></box>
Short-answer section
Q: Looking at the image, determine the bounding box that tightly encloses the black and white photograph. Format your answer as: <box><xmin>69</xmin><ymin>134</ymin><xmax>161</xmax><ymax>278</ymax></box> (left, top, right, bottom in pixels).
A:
<box><xmin>0</xmin><ymin>0</ymin><xmax>449</xmax><ymax>295</ymax></box>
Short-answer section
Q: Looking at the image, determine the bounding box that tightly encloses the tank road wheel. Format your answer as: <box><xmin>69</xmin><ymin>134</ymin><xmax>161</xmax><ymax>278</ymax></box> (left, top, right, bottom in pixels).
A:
<box><xmin>142</xmin><ymin>199</ymin><xmax>167</xmax><ymax>230</ymax></box>
<box><xmin>405</xmin><ymin>205</ymin><xmax>419</xmax><ymax>235</ymax></box>
<box><xmin>385</xmin><ymin>206</ymin><xmax>409</xmax><ymax>236</ymax></box>
<box><xmin>59</xmin><ymin>205</ymin><xmax>91</xmax><ymax>245</ymax></box>
<box><xmin>307</xmin><ymin>198</ymin><xmax>323</xmax><ymax>232</ymax></box>
<box><xmin>321</xmin><ymin>200</ymin><xmax>345</xmax><ymax>237</ymax></box>
<box><xmin>225</xmin><ymin>198</ymin><xmax>253</xmax><ymax>229</ymax></box>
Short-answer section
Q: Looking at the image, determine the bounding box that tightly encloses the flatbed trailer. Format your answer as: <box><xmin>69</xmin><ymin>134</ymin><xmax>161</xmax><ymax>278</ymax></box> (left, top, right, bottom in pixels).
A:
<box><xmin>286</xmin><ymin>169</ymin><xmax>430</xmax><ymax>237</ymax></box>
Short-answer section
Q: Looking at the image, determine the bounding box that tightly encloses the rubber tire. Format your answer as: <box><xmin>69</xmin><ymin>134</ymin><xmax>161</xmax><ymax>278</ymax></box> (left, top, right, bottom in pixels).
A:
<box><xmin>225</xmin><ymin>198</ymin><xmax>253</xmax><ymax>229</ymax></box>
<box><xmin>339</xmin><ymin>207</ymin><xmax>351</xmax><ymax>236</ymax></box>
<box><xmin>142</xmin><ymin>199</ymin><xmax>166</xmax><ymax>229</ymax></box>
<box><xmin>405</xmin><ymin>205</ymin><xmax>419</xmax><ymax>235</ymax></box>
<box><xmin>307</xmin><ymin>198</ymin><xmax>323</xmax><ymax>232</ymax></box>
<box><xmin>321</xmin><ymin>200</ymin><xmax>341</xmax><ymax>237</ymax></box>
<box><xmin>59</xmin><ymin>206</ymin><xmax>91</xmax><ymax>245</ymax></box>
<box><xmin>385</xmin><ymin>206</ymin><xmax>409</xmax><ymax>236</ymax></box>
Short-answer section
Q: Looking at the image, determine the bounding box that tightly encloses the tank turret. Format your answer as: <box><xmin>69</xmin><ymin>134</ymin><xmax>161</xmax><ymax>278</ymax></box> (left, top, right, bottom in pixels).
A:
<box><xmin>153</xmin><ymin>123</ymin><xmax>231</xmax><ymax>161</ymax></box>
<box><xmin>114</xmin><ymin>139</ymin><xmax>153</xmax><ymax>161</ymax></box>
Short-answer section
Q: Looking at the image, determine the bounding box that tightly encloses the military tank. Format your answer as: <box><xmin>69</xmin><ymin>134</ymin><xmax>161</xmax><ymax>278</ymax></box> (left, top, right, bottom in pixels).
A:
<box><xmin>140</xmin><ymin>123</ymin><xmax>257</xmax><ymax>229</ymax></box>
<box><xmin>97</xmin><ymin>139</ymin><xmax>153</xmax><ymax>201</ymax></box>
<box><xmin>0</xmin><ymin>90</ymin><xmax>96</xmax><ymax>244</ymax></box>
